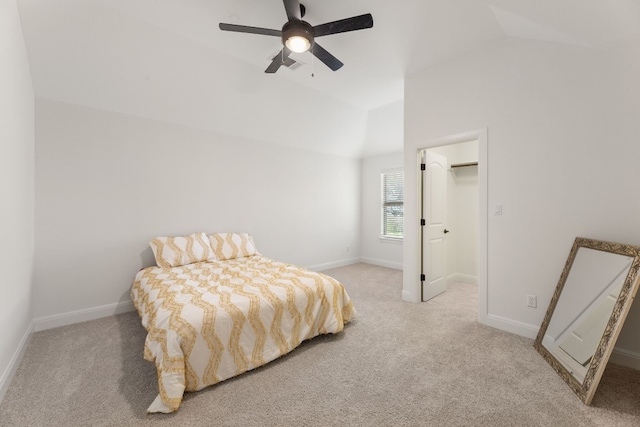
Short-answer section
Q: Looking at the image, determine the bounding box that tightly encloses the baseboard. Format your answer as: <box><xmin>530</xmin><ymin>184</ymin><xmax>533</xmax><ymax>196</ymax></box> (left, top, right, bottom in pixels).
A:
<box><xmin>306</xmin><ymin>257</ymin><xmax>361</xmax><ymax>272</ymax></box>
<box><xmin>0</xmin><ymin>321</ymin><xmax>34</xmax><ymax>403</ymax></box>
<box><xmin>447</xmin><ymin>273</ymin><xmax>478</xmax><ymax>285</ymax></box>
<box><xmin>359</xmin><ymin>257</ymin><xmax>403</xmax><ymax>270</ymax></box>
<box><xmin>609</xmin><ymin>347</ymin><xmax>640</xmax><ymax>370</ymax></box>
<box><xmin>479</xmin><ymin>314</ymin><xmax>640</xmax><ymax>369</ymax></box>
<box><xmin>30</xmin><ymin>256</ymin><xmax>383</xmax><ymax>331</ymax></box>
<box><xmin>402</xmin><ymin>289</ymin><xmax>420</xmax><ymax>303</ymax></box>
<box><xmin>33</xmin><ymin>300</ymin><xmax>136</xmax><ymax>332</ymax></box>
<box><xmin>480</xmin><ymin>313</ymin><xmax>539</xmax><ymax>340</ymax></box>
<box><xmin>311</xmin><ymin>257</ymin><xmax>402</xmax><ymax>272</ymax></box>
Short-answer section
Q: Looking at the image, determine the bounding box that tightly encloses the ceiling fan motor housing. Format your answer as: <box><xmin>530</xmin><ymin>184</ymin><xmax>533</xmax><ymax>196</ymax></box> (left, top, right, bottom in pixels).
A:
<box><xmin>282</xmin><ymin>20</ymin><xmax>315</xmax><ymax>51</ymax></box>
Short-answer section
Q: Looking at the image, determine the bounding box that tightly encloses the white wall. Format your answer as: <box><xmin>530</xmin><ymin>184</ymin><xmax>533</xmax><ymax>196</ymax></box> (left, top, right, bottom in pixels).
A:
<box><xmin>33</xmin><ymin>99</ymin><xmax>361</xmax><ymax>324</ymax></box>
<box><xmin>361</xmin><ymin>152</ymin><xmax>404</xmax><ymax>269</ymax></box>
<box><xmin>404</xmin><ymin>34</ymin><xmax>640</xmax><ymax>355</ymax></box>
<box><xmin>362</xmin><ymin>100</ymin><xmax>404</xmax><ymax>158</ymax></box>
<box><xmin>0</xmin><ymin>0</ymin><xmax>35</xmax><ymax>399</ymax></box>
<box><xmin>17</xmin><ymin>0</ymin><xmax>370</xmax><ymax>159</ymax></box>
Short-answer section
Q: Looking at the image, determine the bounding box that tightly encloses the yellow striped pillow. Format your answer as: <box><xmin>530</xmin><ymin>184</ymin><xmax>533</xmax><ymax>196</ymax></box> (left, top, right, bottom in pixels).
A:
<box><xmin>149</xmin><ymin>232</ymin><xmax>215</xmax><ymax>268</ymax></box>
<box><xmin>208</xmin><ymin>233</ymin><xmax>259</xmax><ymax>260</ymax></box>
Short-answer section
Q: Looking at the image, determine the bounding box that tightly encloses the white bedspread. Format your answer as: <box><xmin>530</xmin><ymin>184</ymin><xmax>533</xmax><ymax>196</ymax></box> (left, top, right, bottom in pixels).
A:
<box><xmin>131</xmin><ymin>255</ymin><xmax>356</xmax><ymax>413</ymax></box>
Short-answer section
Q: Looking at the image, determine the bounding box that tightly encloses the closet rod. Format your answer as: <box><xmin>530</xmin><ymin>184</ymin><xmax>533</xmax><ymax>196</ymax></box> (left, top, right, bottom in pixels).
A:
<box><xmin>450</xmin><ymin>161</ymin><xmax>478</xmax><ymax>168</ymax></box>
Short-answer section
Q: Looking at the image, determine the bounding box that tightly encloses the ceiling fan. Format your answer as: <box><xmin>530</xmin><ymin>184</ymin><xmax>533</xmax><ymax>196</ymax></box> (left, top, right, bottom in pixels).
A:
<box><xmin>219</xmin><ymin>0</ymin><xmax>374</xmax><ymax>73</ymax></box>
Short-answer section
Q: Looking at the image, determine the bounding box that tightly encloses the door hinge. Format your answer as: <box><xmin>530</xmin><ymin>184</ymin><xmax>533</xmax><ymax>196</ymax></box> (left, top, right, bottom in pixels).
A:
<box><xmin>420</xmin><ymin>163</ymin><xmax>426</xmax><ymax>171</ymax></box>
<box><xmin>420</xmin><ymin>219</ymin><xmax>426</xmax><ymax>226</ymax></box>
<box><xmin>420</xmin><ymin>274</ymin><xmax>426</xmax><ymax>282</ymax></box>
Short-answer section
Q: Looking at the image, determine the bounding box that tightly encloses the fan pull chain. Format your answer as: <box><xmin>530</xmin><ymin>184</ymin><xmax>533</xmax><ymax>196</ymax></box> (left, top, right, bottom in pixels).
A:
<box><xmin>311</xmin><ymin>47</ymin><xmax>315</xmax><ymax>78</ymax></box>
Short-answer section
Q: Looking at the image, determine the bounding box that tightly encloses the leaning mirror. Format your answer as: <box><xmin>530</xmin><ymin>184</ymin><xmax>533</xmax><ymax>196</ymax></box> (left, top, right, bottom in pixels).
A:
<box><xmin>534</xmin><ymin>237</ymin><xmax>640</xmax><ymax>405</ymax></box>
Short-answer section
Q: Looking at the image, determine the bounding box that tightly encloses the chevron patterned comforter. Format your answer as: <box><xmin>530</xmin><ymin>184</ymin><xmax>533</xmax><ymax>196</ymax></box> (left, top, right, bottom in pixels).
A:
<box><xmin>131</xmin><ymin>255</ymin><xmax>356</xmax><ymax>413</ymax></box>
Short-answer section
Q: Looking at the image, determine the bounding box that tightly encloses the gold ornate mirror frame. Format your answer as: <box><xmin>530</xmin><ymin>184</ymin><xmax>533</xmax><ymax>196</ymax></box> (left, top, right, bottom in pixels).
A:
<box><xmin>534</xmin><ymin>237</ymin><xmax>640</xmax><ymax>405</ymax></box>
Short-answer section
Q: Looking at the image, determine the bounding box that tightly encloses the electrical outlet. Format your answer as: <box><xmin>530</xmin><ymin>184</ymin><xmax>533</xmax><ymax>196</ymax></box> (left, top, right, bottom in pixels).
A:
<box><xmin>527</xmin><ymin>294</ymin><xmax>537</xmax><ymax>308</ymax></box>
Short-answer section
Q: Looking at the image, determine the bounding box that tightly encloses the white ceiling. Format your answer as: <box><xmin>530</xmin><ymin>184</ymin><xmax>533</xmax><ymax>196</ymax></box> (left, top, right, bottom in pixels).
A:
<box><xmin>16</xmin><ymin>0</ymin><xmax>640</xmax><ymax>158</ymax></box>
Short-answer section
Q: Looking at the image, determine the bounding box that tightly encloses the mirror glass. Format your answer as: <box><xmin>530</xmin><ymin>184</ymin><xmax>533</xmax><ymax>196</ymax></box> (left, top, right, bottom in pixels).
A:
<box><xmin>534</xmin><ymin>238</ymin><xmax>640</xmax><ymax>405</ymax></box>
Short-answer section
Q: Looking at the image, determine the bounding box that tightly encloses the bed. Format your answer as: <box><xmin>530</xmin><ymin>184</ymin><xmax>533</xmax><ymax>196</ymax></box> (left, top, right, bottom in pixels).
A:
<box><xmin>130</xmin><ymin>232</ymin><xmax>356</xmax><ymax>413</ymax></box>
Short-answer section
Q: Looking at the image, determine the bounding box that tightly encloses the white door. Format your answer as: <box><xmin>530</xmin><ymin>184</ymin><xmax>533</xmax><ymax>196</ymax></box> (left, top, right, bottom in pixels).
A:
<box><xmin>557</xmin><ymin>259</ymin><xmax>630</xmax><ymax>365</ymax></box>
<box><xmin>422</xmin><ymin>151</ymin><xmax>448</xmax><ymax>301</ymax></box>
<box><xmin>558</xmin><ymin>283</ymin><xmax>622</xmax><ymax>365</ymax></box>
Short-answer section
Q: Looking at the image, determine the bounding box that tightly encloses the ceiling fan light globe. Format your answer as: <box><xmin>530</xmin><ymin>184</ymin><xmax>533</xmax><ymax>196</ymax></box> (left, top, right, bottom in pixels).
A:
<box><xmin>282</xmin><ymin>20</ymin><xmax>314</xmax><ymax>54</ymax></box>
<box><xmin>286</xmin><ymin>35</ymin><xmax>311</xmax><ymax>53</ymax></box>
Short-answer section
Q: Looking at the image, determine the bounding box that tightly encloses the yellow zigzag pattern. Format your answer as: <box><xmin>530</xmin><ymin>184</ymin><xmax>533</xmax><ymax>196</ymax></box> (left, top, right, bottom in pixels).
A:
<box><xmin>150</xmin><ymin>232</ymin><xmax>213</xmax><ymax>268</ymax></box>
<box><xmin>209</xmin><ymin>233</ymin><xmax>258</xmax><ymax>260</ymax></box>
<box><xmin>131</xmin><ymin>255</ymin><xmax>356</xmax><ymax>413</ymax></box>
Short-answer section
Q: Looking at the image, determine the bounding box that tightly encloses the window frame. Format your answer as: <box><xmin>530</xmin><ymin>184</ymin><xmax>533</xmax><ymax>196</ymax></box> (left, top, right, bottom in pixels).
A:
<box><xmin>380</xmin><ymin>168</ymin><xmax>404</xmax><ymax>241</ymax></box>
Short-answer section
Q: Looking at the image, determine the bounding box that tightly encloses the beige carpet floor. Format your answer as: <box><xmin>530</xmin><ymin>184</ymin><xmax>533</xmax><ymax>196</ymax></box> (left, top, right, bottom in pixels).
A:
<box><xmin>1</xmin><ymin>263</ymin><xmax>640</xmax><ymax>426</ymax></box>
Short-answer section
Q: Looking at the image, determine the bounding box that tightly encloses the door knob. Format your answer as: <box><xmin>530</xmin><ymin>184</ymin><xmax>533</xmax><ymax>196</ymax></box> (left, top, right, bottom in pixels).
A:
<box><xmin>444</xmin><ymin>229</ymin><xmax>450</xmax><ymax>234</ymax></box>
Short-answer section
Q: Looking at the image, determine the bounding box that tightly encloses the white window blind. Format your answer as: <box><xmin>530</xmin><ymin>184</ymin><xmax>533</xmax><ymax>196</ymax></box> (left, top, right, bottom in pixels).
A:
<box><xmin>381</xmin><ymin>169</ymin><xmax>404</xmax><ymax>238</ymax></box>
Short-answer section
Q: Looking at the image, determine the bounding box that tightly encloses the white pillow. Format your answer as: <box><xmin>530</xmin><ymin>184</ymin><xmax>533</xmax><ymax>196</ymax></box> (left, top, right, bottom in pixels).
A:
<box><xmin>208</xmin><ymin>233</ymin><xmax>259</xmax><ymax>260</ymax></box>
<box><xmin>149</xmin><ymin>232</ymin><xmax>215</xmax><ymax>268</ymax></box>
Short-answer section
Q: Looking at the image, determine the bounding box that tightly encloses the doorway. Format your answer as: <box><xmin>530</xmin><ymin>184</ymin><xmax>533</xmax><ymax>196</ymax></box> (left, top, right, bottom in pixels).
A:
<box><xmin>421</xmin><ymin>140</ymin><xmax>479</xmax><ymax>302</ymax></box>
<box><xmin>403</xmin><ymin>128</ymin><xmax>487</xmax><ymax>323</ymax></box>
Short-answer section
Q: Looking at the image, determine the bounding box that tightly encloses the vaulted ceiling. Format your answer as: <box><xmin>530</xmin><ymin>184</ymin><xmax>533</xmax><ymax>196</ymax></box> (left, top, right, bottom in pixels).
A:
<box><xmin>17</xmin><ymin>0</ymin><xmax>640</xmax><ymax>158</ymax></box>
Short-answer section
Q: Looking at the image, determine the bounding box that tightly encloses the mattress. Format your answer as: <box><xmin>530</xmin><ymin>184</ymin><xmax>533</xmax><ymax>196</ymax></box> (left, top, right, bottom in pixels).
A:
<box><xmin>131</xmin><ymin>255</ymin><xmax>356</xmax><ymax>413</ymax></box>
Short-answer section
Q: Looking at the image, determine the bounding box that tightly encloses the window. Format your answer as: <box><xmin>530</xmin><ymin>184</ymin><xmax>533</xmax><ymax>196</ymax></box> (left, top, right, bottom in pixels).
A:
<box><xmin>381</xmin><ymin>169</ymin><xmax>404</xmax><ymax>239</ymax></box>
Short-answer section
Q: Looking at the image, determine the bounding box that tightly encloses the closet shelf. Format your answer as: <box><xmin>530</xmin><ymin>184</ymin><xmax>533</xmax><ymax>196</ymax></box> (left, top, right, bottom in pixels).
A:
<box><xmin>450</xmin><ymin>161</ymin><xmax>478</xmax><ymax>169</ymax></box>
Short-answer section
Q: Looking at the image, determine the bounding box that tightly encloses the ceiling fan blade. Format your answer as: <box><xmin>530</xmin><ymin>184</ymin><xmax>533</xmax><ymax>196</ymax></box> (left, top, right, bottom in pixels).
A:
<box><xmin>311</xmin><ymin>43</ymin><xmax>344</xmax><ymax>71</ymax></box>
<box><xmin>283</xmin><ymin>0</ymin><xmax>301</xmax><ymax>21</ymax></box>
<box><xmin>265</xmin><ymin>47</ymin><xmax>293</xmax><ymax>74</ymax></box>
<box><xmin>313</xmin><ymin>14</ymin><xmax>374</xmax><ymax>37</ymax></box>
<box><xmin>219</xmin><ymin>23</ymin><xmax>281</xmax><ymax>37</ymax></box>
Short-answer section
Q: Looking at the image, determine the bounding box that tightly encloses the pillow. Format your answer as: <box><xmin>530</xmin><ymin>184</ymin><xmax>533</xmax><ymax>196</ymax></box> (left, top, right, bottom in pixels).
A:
<box><xmin>208</xmin><ymin>233</ymin><xmax>259</xmax><ymax>260</ymax></box>
<box><xmin>149</xmin><ymin>232</ymin><xmax>215</xmax><ymax>268</ymax></box>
